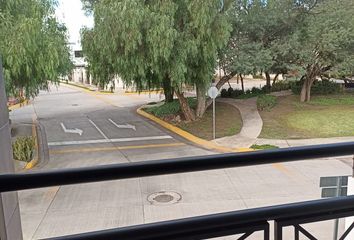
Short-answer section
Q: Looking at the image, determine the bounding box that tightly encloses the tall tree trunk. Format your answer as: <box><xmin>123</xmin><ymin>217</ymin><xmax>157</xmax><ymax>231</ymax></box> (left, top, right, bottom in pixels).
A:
<box><xmin>240</xmin><ymin>74</ymin><xmax>245</xmax><ymax>92</ymax></box>
<box><xmin>272</xmin><ymin>73</ymin><xmax>279</xmax><ymax>85</ymax></box>
<box><xmin>300</xmin><ymin>65</ymin><xmax>319</xmax><ymax>102</ymax></box>
<box><xmin>300</xmin><ymin>63</ymin><xmax>331</xmax><ymax>102</ymax></box>
<box><xmin>162</xmin><ymin>76</ymin><xmax>174</xmax><ymax>103</ymax></box>
<box><xmin>175</xmin><ymin>89</ymin><xmax>196</xmax><ymax>122</ymax></box>
<box><xmin>215</xmin><ymin>71</ymin><xmax>237</xmax><ymax>89</ymax></box>
<box><xmin>196</xmin><ymin>82</ymin><xmax>207</xmax><ymax>118</ymax></box>
<box><xmin>265</xmin><ymin>72</ymin><xmax>271</xmax><ymax>92</ymax></box>
<box><xmin>19</xmin><ymin>88</ymin><xmax>24</xmax><ymax>101</ymax></box>
<box><xmin>300</xmin><ymin>76</ymin><xmax>315</xmax><ymax>102</ymax></box>
<box><xmin>205</xmin><ymin>71</ymin><xmax>237</xmax><ymax>109</ymax></box>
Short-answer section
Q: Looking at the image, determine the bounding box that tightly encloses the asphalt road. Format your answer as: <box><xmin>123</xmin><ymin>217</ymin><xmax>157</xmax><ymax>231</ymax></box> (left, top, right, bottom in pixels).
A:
<box><xmin>10</xmin><ymin>84</ymin><xmax>353</xmax><ymax>240</ymax></box>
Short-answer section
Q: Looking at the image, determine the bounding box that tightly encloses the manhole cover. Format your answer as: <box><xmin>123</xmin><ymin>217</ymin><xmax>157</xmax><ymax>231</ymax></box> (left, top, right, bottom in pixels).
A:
<box><xmin>147</xmin><ymin>191</ymin><xmax>182</xmax><ymax>205</ymax></box>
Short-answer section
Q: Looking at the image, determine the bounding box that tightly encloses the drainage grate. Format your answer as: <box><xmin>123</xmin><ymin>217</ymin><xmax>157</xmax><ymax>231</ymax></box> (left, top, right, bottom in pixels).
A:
<box><xmin>147</xmin><ymin>191</ymin><xmax>182</xmax><ymax>205</ymax></box>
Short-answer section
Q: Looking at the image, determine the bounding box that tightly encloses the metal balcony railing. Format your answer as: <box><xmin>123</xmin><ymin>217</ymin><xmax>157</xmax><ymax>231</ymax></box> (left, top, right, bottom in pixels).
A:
<box><xmin>1</xmin><ymin>142</ymin><xmax>354</xmax><ymax>240</ymax></box>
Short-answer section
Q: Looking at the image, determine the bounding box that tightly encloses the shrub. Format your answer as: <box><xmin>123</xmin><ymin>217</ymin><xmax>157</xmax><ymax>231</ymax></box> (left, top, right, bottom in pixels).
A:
<box><xmin>251</xmin><ymin>87</ymin><xmax>265</xmax><ymax>95</ymax></box>
<box><xmin>257</xmin><ymin>95</ymin><xmax>277</xmax><ymax>111</ymax></box>
<box><xmin>147</xmin><ymin>102</ymin><xmax>157</xmax><ymax>105</ymax></box>
<box><xmin>220</xmin><ymin>89</ymin><xmax>228</xmax><ymax>98</ymax></box>
<box><xmin>291</xmin><ymin>80</ymin><xmax>341</xmax><ymax>95</ymax></box>
<box><xmin>253</xmin><ymin>74</ymin><xmax>264</xmax><ymax>79</ymax></box>
<box><xmin>227</xmin><ymin>87</ymin><xmax>234</xmax><ymax>97</ymax></box>
<box><xmin>231</xmin><ymin>89</ymin><xmax>244</xmax><ymax>98</ymax></box>
<box><xmin>12</xmin><ymin>136</ymin><xmax>35</xmax><ymax>162</ymax></box>
<box><xmin>312</xmin><ymin>80</ymin><xmax>341</xmax><ymax>95</ymax></box>
<box><xmin>271</xmin><ymin>81</ymin><xmax>291</xmax><ymax>92</ymax></box>
<box><xmin>251</xmin><ymin>144</ymin><xmax>279</xmax><ymax>150</ymax></box>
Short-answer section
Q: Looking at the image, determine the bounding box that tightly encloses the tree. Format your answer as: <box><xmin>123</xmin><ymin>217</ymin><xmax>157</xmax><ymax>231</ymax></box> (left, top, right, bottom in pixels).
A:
<box><xmin>81</xmin><ymin>28</ymin><xmax>115</xmax><ymax>90</ymax></box>
<box><xmin>0</xmin><ymin>0</ymin><xmax>73</xmax><ymax>99</ymax></box>
<box><xmin>218</xmin><ymin>0</ymin><xmax>312</xmax><ymax>92</ymax></box>
<box><xmin>288</xmin><ymin>0</ymin><xmax>354</xmax><ymax>102</ymax></box>
<box><xmin>81</xmin><ymin>0</ymin><xmax>231</xmax><ymax>121</ymax></box>
<box><xmin>82</xmin><ymin>0</ymin><xmax>99</xmax><ymax>14</ymax></box>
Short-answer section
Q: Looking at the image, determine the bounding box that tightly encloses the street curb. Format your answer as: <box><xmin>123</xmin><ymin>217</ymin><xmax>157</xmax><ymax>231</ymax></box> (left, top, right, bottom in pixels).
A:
<box><xmin>60</xmin><ymin>81</ymin><xmax>95</xmax><ymax>91</ymax></box>
<box><xmin>24</xmin><ymin>122</ymin><xmax>39</xmax><ymax>170</ymax></box>
<box><xmin>8</xmin><ymin>99</ymin><xmax>30</xmax><ymax>111</ymax></box>
<box><xmin>60</xmin><ymin>81</ymin><xmax>115</xmax><ymax>95</ymax></box>
<box><xmin>137</xmin><ymin>107</ymin><xmax>252</xmax><ymax>153</ymax></box>
<box><xmin>61</xmin><ymin>82</ymin><xmax>119</xmax><ymax>107</ymax></box>
<box><xmin>124</xmin><ymin>90</ymin><xmax>163</xmax><ymax>95</ymax></box>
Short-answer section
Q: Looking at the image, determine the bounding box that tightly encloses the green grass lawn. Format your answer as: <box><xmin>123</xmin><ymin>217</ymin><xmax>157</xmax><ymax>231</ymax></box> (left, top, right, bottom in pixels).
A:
<box><xmin>178</xmin><ymin>102</ymin><xmax>242</xmax><ymax>140</ymax></box>
<box><xmin>259</xmin><ymin>93</ymin><xmax>354</xmax><ymax>139</ymax></box>
<box><xmin>145</xmin><ymin>100</ymin><xmax>242</xmax><ymax>140</ymax></box>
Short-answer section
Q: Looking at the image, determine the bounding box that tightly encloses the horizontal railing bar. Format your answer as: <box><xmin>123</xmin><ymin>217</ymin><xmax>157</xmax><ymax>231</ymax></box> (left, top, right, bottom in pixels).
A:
<box><xmin>47</xmin><ymin>196</ymin><xmax>354</xmax><ymax>240</ymax></box>
<box><xmin>1</xmin><ymin>142</ymin><xmax>354</xmax><ymax>192</ymax></box>
<box><xmin>275</xmin><ymin>209</ymin><xmax>354</xmax><ymax>226</ymax></box>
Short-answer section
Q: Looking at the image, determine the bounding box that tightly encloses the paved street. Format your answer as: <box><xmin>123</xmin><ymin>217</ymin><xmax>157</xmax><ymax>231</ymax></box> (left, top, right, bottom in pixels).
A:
<box><xmin>10</xmin><ymin>84</ymin><xmax>354</xmax><ymax>239</ymax></box>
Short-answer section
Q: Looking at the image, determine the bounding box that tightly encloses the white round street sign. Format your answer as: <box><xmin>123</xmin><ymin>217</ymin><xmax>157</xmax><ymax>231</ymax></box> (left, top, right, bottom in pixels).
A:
<box><xmin>208</xmin><ymin>86</ymin><xmax>219</xmax><ymax>99</ymax></box>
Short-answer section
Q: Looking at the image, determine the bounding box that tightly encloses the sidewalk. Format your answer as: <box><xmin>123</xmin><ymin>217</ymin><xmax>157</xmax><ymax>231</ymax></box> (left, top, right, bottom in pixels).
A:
<box><xmin>212</xmin><ymin>94</ymin><xmax>354</xmax><ymax>150</ymax></box>
<box><xmin>256</xmin><ymin>136</ymin><xmax>354</xmax><ymax>148</ymax></box>
<box><xmin>212</xmin><ymin>98</ymin><xmax>263</xmax><ymax>148</ymax></box>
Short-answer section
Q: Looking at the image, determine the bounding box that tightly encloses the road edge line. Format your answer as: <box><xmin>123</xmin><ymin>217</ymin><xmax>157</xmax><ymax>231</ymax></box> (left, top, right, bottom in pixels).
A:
<box><xmin>137</xmin><ymin>107</ymin><xmax>250</xmax><ymax>153</ymax></box>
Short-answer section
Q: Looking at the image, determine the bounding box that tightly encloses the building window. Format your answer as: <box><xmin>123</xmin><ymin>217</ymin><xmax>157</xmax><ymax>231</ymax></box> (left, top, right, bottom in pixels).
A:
<box><xmin>74</xmin><ymin>50</ymin><xmax>83</xmax><ymax>58</ymax></box>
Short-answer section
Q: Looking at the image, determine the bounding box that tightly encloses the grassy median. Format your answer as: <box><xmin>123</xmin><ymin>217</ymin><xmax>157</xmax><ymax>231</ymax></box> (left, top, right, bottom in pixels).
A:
<box><xmin>259</xmin><ymin>94</ymin><xmax>354</xmax><ymax>139</ymax></box>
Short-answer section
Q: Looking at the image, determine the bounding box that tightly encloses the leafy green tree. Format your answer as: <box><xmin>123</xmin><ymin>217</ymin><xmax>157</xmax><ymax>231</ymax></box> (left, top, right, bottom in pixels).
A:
<box><xmin>218</xmin><ymin>0</ymin><xmax>312</xmax><ymax>91</ymax></box>
<box><xmin>82</xmin><ymin>0</ymin><xmax>99</xmax><ymax>14</ymax></box>
<box><xmin>81</xmin><ymin>0</ymin><xmax>231</xmax><ymax>121</ymax></box>
<box><xmin>0</xmin><ymin>0</ymin><xmax>73</xmax><ymax>99</ymax></box>
<box><xmin>288</xmin><ymin>0</ymin><xmax>354</xmax><ymax>102</ymax></box>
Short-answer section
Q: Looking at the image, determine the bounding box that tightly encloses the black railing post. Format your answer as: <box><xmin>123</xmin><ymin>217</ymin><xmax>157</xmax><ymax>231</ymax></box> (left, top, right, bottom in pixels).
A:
<box><xmin>294</xmin><ymin>225</ymin><xmax>299</xmax><ymax>240</ymax></box>
<box><xmin>264</xmin><ymin>222</ymin><xmax>270</xmax><ymax>240</ymax></box>
<box><xmin>274</xmin><ymin>221</ymin><xmax>283</xmax><ymax>240</ymax></box>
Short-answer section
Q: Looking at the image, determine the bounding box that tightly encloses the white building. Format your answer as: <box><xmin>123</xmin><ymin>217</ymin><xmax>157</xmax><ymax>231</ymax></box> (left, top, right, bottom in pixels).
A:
<box><xmin>69</xmin><ymin>45</ymin><xmax>91</xmax><ymax>85</ymax></box>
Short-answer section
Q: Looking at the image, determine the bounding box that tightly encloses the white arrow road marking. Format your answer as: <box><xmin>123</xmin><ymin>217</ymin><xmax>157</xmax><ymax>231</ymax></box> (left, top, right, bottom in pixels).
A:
<box><xmin>109</xmin><ymin>119</ymin><xmax>136</xmax><ymax>131</ymax></box>
<box><xmin>60</xmin><ymin>123</ymin><xmax>83</xmax><ymax>136</ymax></box>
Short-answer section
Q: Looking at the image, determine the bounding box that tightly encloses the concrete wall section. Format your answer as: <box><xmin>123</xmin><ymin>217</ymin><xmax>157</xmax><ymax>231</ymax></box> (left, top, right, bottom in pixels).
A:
<box><xmin>0</xmin><ymin>57</ymin><xmax>23</xmax><ymax>239</ymax></box>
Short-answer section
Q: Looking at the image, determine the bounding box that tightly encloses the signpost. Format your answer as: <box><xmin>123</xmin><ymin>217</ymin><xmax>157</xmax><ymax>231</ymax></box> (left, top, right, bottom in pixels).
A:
<box><xmin>208</xmin><ymin>85</ymin><xmax>219</xmax><ymax>140</ymax></box>
<box><xmin>320</xmin><ymin>176</ymin><xmax>349</xmax><ymax>240</ymax></box>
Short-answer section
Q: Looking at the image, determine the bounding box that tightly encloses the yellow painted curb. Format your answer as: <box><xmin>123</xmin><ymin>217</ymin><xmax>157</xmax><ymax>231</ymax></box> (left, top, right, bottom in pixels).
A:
<box><xmin>25</xmin><ymin>120</ymin><xmax>39</xmax><ymax>170</ymax></box>
<box><xmin>60</xmin><ymin>81</ymin><xmax>115</xmax><ymax>95</ymax></box>
<box><xmin>61</xmin><ymin>82</ymin><xmax>120</xmax><ymax>107</ymax></box>
<box><xmin>124</xmin><ymin>89</ymin><xmax>163</xmax><ymax>95</ymax></box>
<box><xmin>97</xmin><ymin>91</ymin><xmax>115</xmax><ymax>95</ymax></box>
<box><xmin>137</xmin><ymin>108</ymin><xmax>253</xmax><ymax>153</ymax></box>
<box><xmin>8</xmin><ymin>100</ymin><xmax>30</xmax><ymax>111</ymax></box>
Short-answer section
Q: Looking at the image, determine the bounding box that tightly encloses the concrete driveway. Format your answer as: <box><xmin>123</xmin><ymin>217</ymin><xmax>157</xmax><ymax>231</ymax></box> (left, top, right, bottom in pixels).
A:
<box><xmin>10</xmin><ymin>84</ymin><xmax>353</xmax><ymax>240</ymax></box>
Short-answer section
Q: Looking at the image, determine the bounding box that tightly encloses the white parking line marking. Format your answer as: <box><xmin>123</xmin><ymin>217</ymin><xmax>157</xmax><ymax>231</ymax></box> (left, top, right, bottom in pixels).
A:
<box><xmin>108</xmin><ymin>119</ymin><xmax>136</xmax><ymax>131</ymax></box>
<box><xmin>48</xmin><ymin>136</ymin><xmax>173</xmax><ymax>146</ymax></box>
<box><xmin>88</xmin><ymin>119</ymin><xmax>108</xmax><ymax>139</ymax></box>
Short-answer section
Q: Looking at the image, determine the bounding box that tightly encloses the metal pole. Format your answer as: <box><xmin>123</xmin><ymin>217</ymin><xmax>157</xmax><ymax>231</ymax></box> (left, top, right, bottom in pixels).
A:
<box><xmin>333</xmin><ymin>177</ymin><xmax>341</xmax><ymax>240</ymax></box>
<box><xmin>213</xmin><ymin>98</ymin><xmax>216</xmax><ymax>140</ymax></box>
<box><xmin>352</xmin><ymin>156</ymin><xmax>354</xmax><ymax>177</ymax></box>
